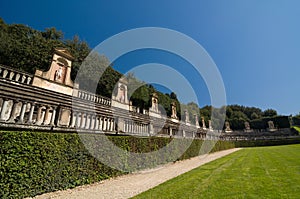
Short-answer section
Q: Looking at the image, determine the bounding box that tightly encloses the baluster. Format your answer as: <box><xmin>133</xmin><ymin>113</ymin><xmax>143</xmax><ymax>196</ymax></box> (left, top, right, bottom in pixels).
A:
<box><xmin>17</xmin><ymin>101</ymin><xmax>27</xmax><ymax>124</ymax></box>
<box><xmin>0</xmin><ymin>99</ymin><xmax>11</xmax><ymax>122</ymax></box>
<box><xmin>99</xmin><ymin>117</ymin><xmax>103</xmax><ymax>130</ymax></box>
<box><xmin>85</xmin><ymin>113</ymin><xmax>90</xmax><ymax>129</ymax></box>
<box><xmin>35</xmin><ymin>105</ymin><xmax>44</xmax><ymax>125</ymax></box>
<box><xmin>2</xmin><ymin>69</ymin><xmax>8</xmax><ymax>78</ymax></box>
<box><xmin>26</xmin><ymin>77</ymin><xmax>32</xmax><ymax>84</ymax></box>
<box><xmin>14</xmin><ymin>73</ymin><xmax>21</xmax><ymax>82</ymax></box>
<box><xmin>7</xmin><ymin>100</ymin><xmax>19</xmax><ymax>123</ymax></box>
<box><xmin>95</xmin><ymin>116</ymin><xmax>99</xmax><ymax>130</ymax></box>
<box><xmin>42</xmin><ymin>106</ymin><xmax>51</xmax><ymax>125</ymax></box>
<box><xmin>80</xmin><ymin>112</ymin><xmax>86</xmax><ymax>129</ymax></box>
<box><xmin>70</xmin><ymin>111</ymin><xmax>77</xmax><ymax>128</ymax></box>
<box><xmin>9</xmin><ymin>71</ymin><xmax>14</xmax><ymax>80</ymax></box>
<box><xmin>27</xmin><ymin>102</ymin><xmax>36</xmax><ymax>124</ymax></box>
<box><xmin>21</xmin><ymin>75</ymin><xmax>26</xmax><ymax>83</ymax></box>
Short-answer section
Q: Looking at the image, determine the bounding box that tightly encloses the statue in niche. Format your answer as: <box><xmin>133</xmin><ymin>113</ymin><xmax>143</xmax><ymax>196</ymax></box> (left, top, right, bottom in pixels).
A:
<box><xmin>268</xmin><ymin>121</ymin><xmax>275</xmax><ymax>129</ymax></box>
<box><xmin>244</xmin><ymin>122</ymin><xmax>251</xmax><ymax>130</ymax></box>
<box><xmin>225</xmin><ymin>121</ymin><xmax>232</xmax><ymax>131</ymax></box>
<box><xmin>152</xmin><ymin>98</ymin><xmax>158</xmax><ymax>112</ymax></box>
<box><xmin>119</xmin><ymin>85</ymin><xmax>125</xmax><ymax>103</ymax></box>
<box><xmin>55</xmin><ymin>66</ymin><xmax>63</xmax><ymax>81</ymax></box>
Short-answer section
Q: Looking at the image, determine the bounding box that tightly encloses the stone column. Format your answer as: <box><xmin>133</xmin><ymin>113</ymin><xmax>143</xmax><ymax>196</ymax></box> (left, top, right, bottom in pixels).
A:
<box><xmin>27</xmin><ymin>102</ymin><xmax>36</xmax><ymax>124</ymax></box>
<box><xmin>17</xmin><ymin>101</ymin><xmax>27</xmax><ymax>124</ymax></box>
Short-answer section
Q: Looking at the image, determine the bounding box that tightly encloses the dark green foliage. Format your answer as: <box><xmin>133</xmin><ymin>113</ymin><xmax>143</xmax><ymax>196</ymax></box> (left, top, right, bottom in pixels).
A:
<box><xmin>250</xmin><ymin>116</ymin><xmax>290</xmax><ymax>129</ymax></box>
<box><xmin>263</xmin><ymin>109</ymin><xmax>278</xmax><ymax>117</ymax></box>
<box><xmin>292</xmin><ymin>116</ymin><xmax>300</xmax><ymax>126</ymax></box>
<box><xmin>234</xmin><ymin>137</ymin><xmax>300</xmax><ymax>147</ymax></box>
<box><xmin>0</xmin><ymin>131</ymin><xmax>235</xmax><ymax>199</ymax></box>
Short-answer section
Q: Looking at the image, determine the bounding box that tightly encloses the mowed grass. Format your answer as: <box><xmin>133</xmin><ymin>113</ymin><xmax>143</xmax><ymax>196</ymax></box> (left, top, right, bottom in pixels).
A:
<box><xmin>133</xmin><ymin>144</ymin><xmax>300</xmax><ymax>199</ymax></box>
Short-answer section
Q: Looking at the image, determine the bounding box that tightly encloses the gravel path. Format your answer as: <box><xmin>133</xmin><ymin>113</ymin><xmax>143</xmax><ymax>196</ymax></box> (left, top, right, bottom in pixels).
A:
<box><xmin>32</xmin><ymin>148</ymin><xmax>241</xmax><ymax>199</ymax></box>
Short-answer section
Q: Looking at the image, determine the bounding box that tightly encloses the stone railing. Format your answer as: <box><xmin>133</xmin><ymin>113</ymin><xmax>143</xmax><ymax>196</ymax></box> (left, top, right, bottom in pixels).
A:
<box><xmin>77</xmin><ymin>90</ymin><xmax>111</xmax><ymax>106</ymax></box>
<box><xmin>0</xmin><ymin>64</ymin><xmax>33</xmax><ymax>85</ymax></box>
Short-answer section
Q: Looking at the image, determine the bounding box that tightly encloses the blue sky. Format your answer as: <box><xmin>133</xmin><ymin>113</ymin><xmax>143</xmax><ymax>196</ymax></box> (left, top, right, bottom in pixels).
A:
<box><xmin>1</xmin><ymin>0</ymin><xmax>300</xmax><ymax>115</ymax></box>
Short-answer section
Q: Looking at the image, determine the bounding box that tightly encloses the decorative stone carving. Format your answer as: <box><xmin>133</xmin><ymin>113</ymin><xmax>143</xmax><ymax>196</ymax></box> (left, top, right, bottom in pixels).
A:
<box><xmin>244</xmin><ymin>122</ymin><xmax>250</xmax><ymax>130</ymax></box>
<box><xmin>268</xmin><ymin>120</ymin><xmax>276</xmax><ymax>131</ymax></box>
<box><xmin>59</xmin><ymin>108</ymin><xmax>71</xmax><ymax>126</ymax></box>
<box><xmin>150</xmin><ymin>93</ymin><xmax>159</xmax><ymax>113</ymax></box>
<box><xmin>202</xmin><ymin>117</ymin><xmax>206</xmax><ymax>129</ymax></box>
<box><xmin>194</xmin><ymin>114</ymin><xmax>200</xmax><ymax>128</ymax></box>
<box><xmin>171</xmin><ymin>102</ymin><xmax>177</xmax><ymax>119</ymax></box>
<box><xmin>225</xmin><ymin>121</ymin><xmax>232</xmax><ymax>132</ymax></box>
<box><xmin>32</xmin><ymin>48</ymin><xmax>78</xmax><ymax>95</ymax></box>
<box><xmin>208</xmin><ymin>120</ymin><xmax>213</xmax><ymax>130</ymax></box>
<box><xmin>184</xmin><ymin>109</ymin><xmax>190</xmax><ymax>124</ymax></box>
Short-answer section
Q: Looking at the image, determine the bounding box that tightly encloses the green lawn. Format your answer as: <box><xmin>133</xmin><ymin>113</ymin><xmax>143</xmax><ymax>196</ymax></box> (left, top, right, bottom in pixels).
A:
<box><xmin>133</xmin><ymin>144</ymin><xmax>300</xmax><ymax>199</ymax></box>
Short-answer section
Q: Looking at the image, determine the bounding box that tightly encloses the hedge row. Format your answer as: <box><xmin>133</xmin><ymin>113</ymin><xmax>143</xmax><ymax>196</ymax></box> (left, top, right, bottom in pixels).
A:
<box><xmin>250</xmin><ymin>115</ymin><xmax>290</xmax><ymax>129</ymax></box>
<box><xmin>234</xmin><ymin>137</ymin><xmax>300</xmax><ymax>148</ymax></box>
<box><xmin>0</xmin><ymin>131</ymin><xmax>235</xmax><ymax>199</ymax></box>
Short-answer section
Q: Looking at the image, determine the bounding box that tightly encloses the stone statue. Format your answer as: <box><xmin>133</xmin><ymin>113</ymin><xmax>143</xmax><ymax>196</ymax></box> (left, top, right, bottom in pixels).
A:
<box><xmin>119</xmin><ymin>85</ymin><xmax>125</xmax><ymax>103</ymax></box>
<box><xmin>184</xmin><ymin>110</ymin><xmax>190</xmax><ymax>123</ymax></box>
<box><xmin>171</xmin><ymin>102</ymin><xmax>177</xmax><ymax>119</ymax></box>
<box><xmin>208</xmin><ymin>120</ymin><xmax>213</xmax><ymax>130</ymax></box>
<box><xmin>202</xmin><ymin>117</ymin><xmax>206</xmax><ymax>129</ymax></box>
<box><xmin>194</xmin><ymin>114</ymin><xmax>200</xmax><ymax>127</ymax></box>
<box><xmin>55</xmin><ymin>66</ymin><xmax>63</xmax><ymax>81</ymax></box>
<box><xmin>268</xmin><ymin>121</ymin><xmax>275</xmax><ymax>129</ymax></box>
<box><xmin>244</xmin><ymin>121</ymin><xmax>251</xmax><ymax>130</ymax></box>
<box><xmin>225</xmin><ymin>121</ymin><xmax>232</xmax><ymax>132</ymax></box>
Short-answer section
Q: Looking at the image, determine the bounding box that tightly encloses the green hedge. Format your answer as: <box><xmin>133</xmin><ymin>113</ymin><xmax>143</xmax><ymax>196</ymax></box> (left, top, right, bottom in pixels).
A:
<box><xmin>0</xmin><ymin>131</ymin><xmax>235</xmax><ymax>199</ymax></box>
<box><xmin>234</xmin><ymin>137</ymin><xmax>300</xmax><ymax>148</ymax></box>
<box><xmin>250</xmin><ymin>116</ymin><xmax>290</xmax><ymax>129</ymax></box>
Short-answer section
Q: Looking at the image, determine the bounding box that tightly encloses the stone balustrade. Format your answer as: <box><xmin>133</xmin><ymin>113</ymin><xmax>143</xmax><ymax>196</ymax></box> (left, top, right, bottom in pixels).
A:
<box><xmin>0</xmin><ymin>64</ymin><xmax>33</xmax><ymax>85</ymax></box>
<box><xmin>77</xmin><ymin>90</ymin><xmax>111</xmax><ymax>106</ymax></box>
<box><xmin>123</xmin><ymin>119</ymin><xmax>149</xmax><ymax>135</ymax></box>
<box><xmin>0</xmin><ymin>95</ymin><xmax>116</xmax><ymax>133</ymax></box>
<box><xmin>69</xmin><ymin>110</ymin><xmax>115</xmax><ymax>132</ymax></box>
<box><xmin>0</xmin><ymin>66</ymin><xmax>203</xmax><ymax>138</ymax></box>
<box><xmin>0</xmin><ymin>98</ymin><xmax>57</xmax><ymax>127</ymax></box>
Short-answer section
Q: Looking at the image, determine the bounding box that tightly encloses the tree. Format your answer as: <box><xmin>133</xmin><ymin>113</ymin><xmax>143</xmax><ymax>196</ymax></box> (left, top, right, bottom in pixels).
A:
<box><xmin>263</xmin><ymin>109</ymin><xmax>277</xmax><ymax>117</ymax></box>
<box><xmin>251</xmin><ymin>112</ymin><xmax>259</xmax><ymax>120</ymax></box>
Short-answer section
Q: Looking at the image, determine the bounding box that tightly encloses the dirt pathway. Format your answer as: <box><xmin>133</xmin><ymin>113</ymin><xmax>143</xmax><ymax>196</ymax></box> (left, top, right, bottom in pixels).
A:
<box><xmin>32</xmin><ymin>148</ymin><xmax>241</xmax><ymax>199</ymax></box>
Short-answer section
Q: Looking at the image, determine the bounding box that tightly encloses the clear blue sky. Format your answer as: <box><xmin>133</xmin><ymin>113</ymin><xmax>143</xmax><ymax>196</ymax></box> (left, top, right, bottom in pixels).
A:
<box><xmin>1</xmin><ymin>0</ymin><xmax>300</xmax><ymax>115</ymax></box>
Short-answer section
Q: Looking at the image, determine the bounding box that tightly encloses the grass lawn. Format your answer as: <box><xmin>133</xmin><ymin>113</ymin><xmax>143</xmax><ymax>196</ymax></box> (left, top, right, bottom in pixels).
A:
<box><xmin>133</xmin><ymin>144</ymin><xmax>300</xmax><ymax>199</ymax></box>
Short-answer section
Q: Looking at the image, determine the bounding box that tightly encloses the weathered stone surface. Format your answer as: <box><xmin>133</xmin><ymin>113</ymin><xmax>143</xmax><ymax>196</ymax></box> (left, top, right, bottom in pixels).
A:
<box><xmin>59</xmin><ymin>108</ymin><xmax>71</xmax><ymax>126</ymax></box>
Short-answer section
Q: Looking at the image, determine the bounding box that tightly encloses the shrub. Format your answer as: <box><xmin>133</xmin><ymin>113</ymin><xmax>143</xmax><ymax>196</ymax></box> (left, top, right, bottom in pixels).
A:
<box><xmin>0</xmin><ymin>131</ymin><xmax>235</xmax><ymax>199</ymax></box>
